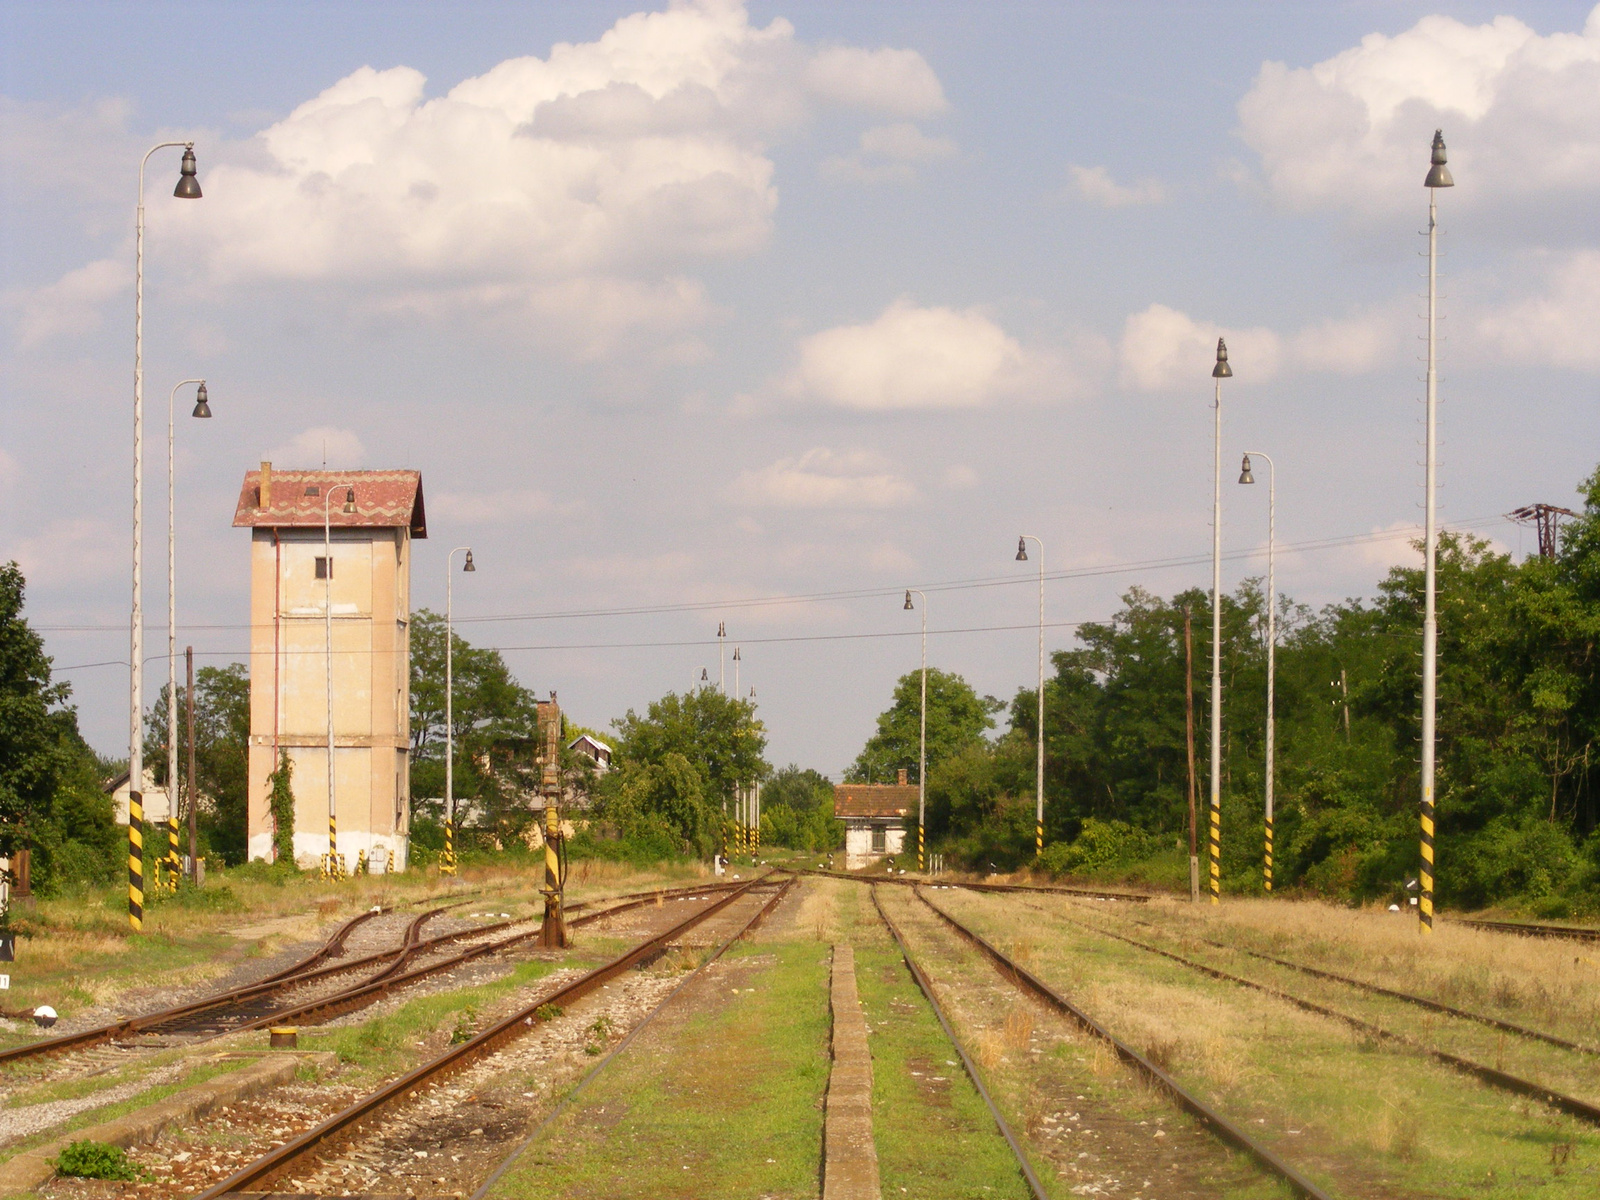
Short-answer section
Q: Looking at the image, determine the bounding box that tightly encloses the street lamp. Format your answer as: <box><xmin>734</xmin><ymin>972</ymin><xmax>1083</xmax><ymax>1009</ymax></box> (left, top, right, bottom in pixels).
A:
<box><xmin>443</xmin><ymin>547</ymin><xmax>476</xmax><ymax>877</ymax></box>
<box><xmin>1015</xmin><ymin>535</ymin><xmax>1046</xmax><ymax>857</ymax></box>
<box><xmin>1238</xmin><ymin>451</ymin><xmax>1276</xmax><ymax>893</ymax></box>
<box><xmin>903</xmin><ymin>589</ymin><xmax>927</xmax><ymax>872</ymax></box>
<box><xmin>320</xmin><ymin>483</ymin><xmax>357</xmax><ymax>879</ymax></box>
<box><xmin>1420</xmin><ymin>130</ymin><xmax>1453</xmax><ymax>935</ymax></box>
<box><xmin>1208</xmin><ymin>338</ymin><xmax>1232</xmax><ymax>905</ymax></box>
<box><xmin>129</xmin><ymin>141</ymin><xmax>201</xmax><ymax>932</ymax></box>
<box><xmin>165</xmin><ymin>379</ymin><xmax>209</xmax><ymax>888</ymax></box>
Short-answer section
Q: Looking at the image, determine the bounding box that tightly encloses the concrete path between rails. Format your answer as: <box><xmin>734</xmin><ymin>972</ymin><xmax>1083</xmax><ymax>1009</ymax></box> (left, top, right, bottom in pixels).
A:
<box><xmin>823</xmin><ymin>944</ymin><xmax>880</xmax><ymax>1200</ymax></box>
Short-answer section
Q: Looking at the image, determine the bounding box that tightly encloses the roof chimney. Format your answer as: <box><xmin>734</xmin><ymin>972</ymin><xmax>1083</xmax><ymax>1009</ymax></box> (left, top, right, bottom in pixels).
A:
<box><xmin>259</xmin><ymin>461</ymin><xmax>272</xmax><ymax>509</ymax></box>
<box><xmin>897</xmin><ymin>767</ymin><xmax>908</xmax><ymax>786</ymax></box>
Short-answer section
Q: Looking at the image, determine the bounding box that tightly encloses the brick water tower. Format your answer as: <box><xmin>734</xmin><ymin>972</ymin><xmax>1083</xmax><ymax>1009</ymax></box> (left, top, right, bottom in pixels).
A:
<box><xmin>234</xmin><ymin>463</ymin><xmax>426</xmax><ymax>869</ymax></box>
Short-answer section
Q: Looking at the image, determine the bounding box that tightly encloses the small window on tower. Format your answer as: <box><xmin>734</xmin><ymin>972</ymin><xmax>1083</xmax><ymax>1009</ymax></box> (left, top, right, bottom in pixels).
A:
<box><xmin>315</xmin><ymin>556</ymin><xmax>332</xmax><ymax>579</ymax></box>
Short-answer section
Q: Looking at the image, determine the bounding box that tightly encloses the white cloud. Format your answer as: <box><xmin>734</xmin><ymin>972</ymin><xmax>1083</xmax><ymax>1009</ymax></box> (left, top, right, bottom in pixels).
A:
<box><xmin>4</xmin><ymin>258</ymin><xmax>131</xmax><ymax>347</ymax></box>
<box><xmin>1118</xmin><ymin>300</ymin><xmax>1407</xmax><ymax>390</ymax></box>
<box><xmin>113</xmin><ymin>1</ymin><xmax>946</xmax><ymax>358</ymax></box>
<box><xmin>787</xmin><ymin>299</ymin><xmax>1073</xmax><ymax>410</ymax></box>
<box><xmin>803</xmin><ymin>46</ymin><xmax>947</xmax><ymax>116</ymax></box>
<box><xmin>264</xmin><ymin>426</ymin><xmax>367</xmax><ymax>469</ymax></box>
<box><xmin>1118</xmin><ymin>304</ymin><xmax>1282</xmax><ymax>391</ymax></box>
<box><xmin>1238</xmin><ymin>7</ymin><xmax>1600</xmax><ymax>218</ymax></box>
<box><xmin>1475</xmin><ymin>250</ymin><xmax>1600</xmax><ymax>369</ymax></box>
<box><xmin>822</xmin><ymin>122</ymin><xmax>956</xmax><ymax>183</ymax></box>
<box><xmin>729</xmin><ymin>447</ymin><xmax>916</xmax><ymax>508</ymax></box>
<box><xmin>1069</xmin><ymin>164</ymin><xmax>1165</xmax><ymax>208</ymax></box>
<box><xmin>8</xmin><ymin>517</ymin><xmax>122</xmax><ymax>587</ymax></box>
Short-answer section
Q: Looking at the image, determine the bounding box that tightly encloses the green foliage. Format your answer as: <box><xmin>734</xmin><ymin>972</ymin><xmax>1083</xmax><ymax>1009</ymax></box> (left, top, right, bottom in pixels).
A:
<box><xmin>53</xmin><ymin>1141</ymin><xmax>145</xmax><ymax>1181</ymax></box>
<box><xmin>1038</xmin><ymin>818</ymin><xmax>1159</xmax><ymax>876</ymax></box>
<box><xmin>266</xmin><ymin>751</ymin><xmax>295</xmax><ymax>864</ymax></box>
<box><xmin>143</xmin><ymin>663</ymin><xmax>250</xmax><ymax>864</ymax></box>
<box><xmin>0</xmin><ymin>563</ymin><xmax>121</xmax><ymax>895</ymax></box>
<box><xmin>592</xmin><ymin>688</ymin><xmax>768</xmax><ymax>859</ymax></box>
<box><xmin>896</xmin><ymin>463</ymin><xmax>1600</xmax><ymax>911</ymax></box>
<box><xmin>846</xmin><ymin>668</ymin><xmax>1001</xmax><ymax>784</ymax></box>
<box><xmin>409</xmin><ymin>609</ymin><xmax>546</xmax><ymax>841</ymax></box>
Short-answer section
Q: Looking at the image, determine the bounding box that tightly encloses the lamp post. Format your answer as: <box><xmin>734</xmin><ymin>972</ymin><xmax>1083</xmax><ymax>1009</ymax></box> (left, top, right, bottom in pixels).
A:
<box><xmin>443</xmin><ymin>547</ymin><xmax>476</xmax><ymax>877</ymax></box>
<box><xmin>1015</xmin><ymin>536</ymin><xmax>1046</xmax><ymax>857</ymax></box>
<box><xmin>165</xmin><ymin>379</ymin><xmax>209</xmax><ymax>890</ymax></box>
<box><xmin>903</xmin><ymin>589</ymin><xmax>927</xmax><ymax>872</ymax></box>
<box><xmin>733</xmin><ymin>646</ymin><xmax>741</xmax><ymax>697</ymax></box>
<box><xmin>1420</xmin><ymin>130</ymin><xmax>1453</xmax><ymax>935</ymax></box>
<box><xmin>321</xmin><ymin>483</ymin><xmax>357</xmax><ymax>879</ymax></box>
<box><xmin>129</xmin><ymin>142</ymin><xmax>201</xmax><ymax>932</ymax></box>
<box><xmin>1238</xmin><ymin>452</ymin><xmax>1275</xmax><ymax>892</ymax></box>
<box><xmin>1208</xmin><ymin>338</ymin><xmax>1232</xmax><ymax>904</ymax></box>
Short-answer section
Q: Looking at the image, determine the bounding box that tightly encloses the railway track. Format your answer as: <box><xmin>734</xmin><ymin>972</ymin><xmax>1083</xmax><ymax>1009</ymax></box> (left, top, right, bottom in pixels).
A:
<box><xmin>187</xmin><ymin>878</ymin><xmax>790</xmax><ymax>1200</ymax></box>
<box><xmin>888</xmin><ymin>883</ymin><xmax>1337</xmax><ymax>1200</ymax></box>
<box><xmin>1108</xmin><ymin>907</ymin><xmax>1600</xmax><ymax>1057</ymax></box>
<box><xmin>804</xmin><ymin>865</ymin><xmax>1149</xmax><ymax>903</ymax></box>
<box><xmin>1450</xmin><ymin>916</ymin><xmax>1600</xmax><ymax>943</ymax></box>
<box><xmin>0</xmin><ymin>877</ymin><xmax>753</xmax><ymax>1068</ymax></box>
<box><xmin>995</xmin><ymin>893</ymin><xmax>1600</xmax><ymax>1129</ymax></box>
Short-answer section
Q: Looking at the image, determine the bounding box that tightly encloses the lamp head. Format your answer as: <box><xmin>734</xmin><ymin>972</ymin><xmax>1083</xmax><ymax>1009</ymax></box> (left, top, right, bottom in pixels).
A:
<box><xmin>462</xmin><ymin>550</ymin><xmax>475</xmax><ymax>572</ymax></box>
<box><xmin>700</xmin><ymin>668</ymin><xmax>709</xmax><ymax>682</ymax></box>
<box><xmin>1015</xmin><ymin>536</ymin><xmax>1028</xmax><ymax>562</ymax></box>
<box><xmin>903</xmin><ymin>590</ymin><xmax>914</xmax><ymax>611</ymax></box>
<box><xmin>173</xmin><ymin>146</ymin><xmax>202</xmax><ymax>199</ymax></box>
<box><xmin>342</xmin><ymin>488</ymin><xmax>356</xmax><ymax>514</ymax></box>
<box><xmin>1238</xmin><ymin>453</ymin><xmax>1254</xmax><ymax>485</ymax></box>
<box><xmin>1212</xmin><ymin>337</ymin><xmax>1233</xmax><ymax>379</ymax></box>
<box><xmin>190</xmin><ymin>382</ymin><xmax>211</xmax><ymax>419</ymax></box>
<box><xmin>1424</xmin><ymin>129</ymin><xmax>1454</xmax><ymax>189</ymax></box>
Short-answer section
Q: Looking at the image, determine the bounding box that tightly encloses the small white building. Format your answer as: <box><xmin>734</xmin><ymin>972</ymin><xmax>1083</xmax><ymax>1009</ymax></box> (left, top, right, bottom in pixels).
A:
<box><xmin>105</xmin><ymin>768</ymin><xmax>175</xmax><ymax>825</ymax></box>
<box><xmin>568</xmin><ymin>734</ymin><xmax>612</xmax><ymax>773</ymax></box>
<box><xmin>834</xmin><ymin>771</ymin><xmax>914</xmax><ymax>870</ymax></box>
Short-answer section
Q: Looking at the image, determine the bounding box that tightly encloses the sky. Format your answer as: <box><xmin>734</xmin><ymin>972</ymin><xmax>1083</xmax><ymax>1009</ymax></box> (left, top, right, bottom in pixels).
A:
<box><xmin>2</xmin><ymin>0</ymin><xmax>1598</xmax><ymax>778</ymax></box>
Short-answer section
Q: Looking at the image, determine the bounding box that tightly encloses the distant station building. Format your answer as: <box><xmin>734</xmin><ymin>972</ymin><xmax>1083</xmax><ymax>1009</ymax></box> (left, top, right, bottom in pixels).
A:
<box><xmin>234</xmin><ymin>462</ymin><xmax>426</xmax><ymax>870</ymax></box>
<box><xmin>568</xmin><ymin>734</ymin><xmax>612</xmax><ymax>774</ymax></box>
<box><xmin>834</xmin><ymin>770</ymin><xmax>915</xmax><ymax>869</ymax></box>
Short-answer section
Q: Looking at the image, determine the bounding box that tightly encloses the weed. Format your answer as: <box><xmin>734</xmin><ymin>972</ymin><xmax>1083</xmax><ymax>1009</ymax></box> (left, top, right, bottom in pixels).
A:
<box><xmin>1144</xmin><ymin>1034</ymin><xmax>1181</xmax><ymax>1071</ymax></box>
<box><xmin>588</xmin><ymin>1015</ymin><xmax>615</xmax><ymax>1040</ymax></box>
<box><xmin>450</xmin><ymin>1006</ymin><xmax>479</xmax><ymax>1045</ymax></box>
<box><xmin>535</xmin><ymin>1003</ymin><xmax>563</xmax><ymax>1021</ymax></box>
<box><xmin>53</xmin><ymin>1141</ymin><xmax>146</xmax><ymax>1180</ymax></box>
<box><xmin>1002</xmin><ymin>1006</ymin><xmax>1034</xmax><ymax>1054</ymax></box>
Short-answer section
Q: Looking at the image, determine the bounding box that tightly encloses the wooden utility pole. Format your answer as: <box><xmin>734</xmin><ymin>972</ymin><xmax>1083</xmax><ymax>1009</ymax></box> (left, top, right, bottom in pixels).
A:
<box><xmin>185</xmin><ymin>647</ymin><xmax>198</xmax><ymax>882</ymax></box>
<box><xmin>1184</xmin><ymin>607</ymin><xmax>1199</xmax><ymax>902</ymax></box>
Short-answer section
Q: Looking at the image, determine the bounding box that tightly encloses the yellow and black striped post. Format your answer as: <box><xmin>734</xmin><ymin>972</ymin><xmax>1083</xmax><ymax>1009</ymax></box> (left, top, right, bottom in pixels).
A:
<box><xmin>128</xmin><ymin>793</ymin><xmax>144</xmax><ymax>931</ymax></box>
<box><xmin>441</xmin><ymin>818</ymin><xmax>456</xmax><ymax>876</ymax></box>
<box><xmin>328</xmin><ymin>802</ymin><xmax>342</xmax><ymax>881</ymax></box>
<box><xmin>918</xmin><ymin>822</ymin><xmax>925</xmax><ymax>873</ymax></box>
<box><xmin>1036</xmin><ymin>819</ymin><xmax>1043</xmax><ymax>859</ymax></box>
<box><xmin>1207</xmin><ymin>799</ymin><xmax>1221</xmax><ymax>904</ymax></box>
<box><xmin>1420</xmin><ymin>792</ymin><xmax>1435</xmax><ymax>933</ymax></box>
<box><xmin>166</xmin><ymin>812</ymin><xmax>181</xmax><ymax>892</ymax></box>
<box><xmin>1263</xmin><ymin>817</ymin><xmax>1273</xmax><ymax>892</ymax></box>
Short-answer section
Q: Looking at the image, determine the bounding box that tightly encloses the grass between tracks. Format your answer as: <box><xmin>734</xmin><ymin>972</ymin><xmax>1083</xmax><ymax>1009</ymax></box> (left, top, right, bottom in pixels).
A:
<box><xmin>945</xmin><ymin>889</ymin><xmax>1600</xmax><ymax>1199</ymax></box>
<box><xmin>0</xmin><ymin>859</ymin><xmax>708</xmax><ymax>1042</ymax></box>
<box><xmin>483</xmin><ymin>939</ymin><xmax>831</xmax><ymax>1200</ymax></box>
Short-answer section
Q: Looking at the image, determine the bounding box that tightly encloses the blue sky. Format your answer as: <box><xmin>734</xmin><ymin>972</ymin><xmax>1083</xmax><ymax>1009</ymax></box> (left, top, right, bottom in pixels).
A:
<box><xmin>3</xmin><ymin>0</ymin><xmax>1598</xmax><ymax>775</ymax></box>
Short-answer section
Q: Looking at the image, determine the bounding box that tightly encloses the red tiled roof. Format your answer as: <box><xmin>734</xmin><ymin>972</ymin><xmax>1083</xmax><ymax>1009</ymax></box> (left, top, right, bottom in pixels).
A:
<box><xmin>834</xmin><ymin>784</ymin><xmax>916</xmax><ymax>819</ymax></box>
<box><xmin>233</xmin><ymin>468</ymin><xmax>426</xmax><ymax>537</ymax></box>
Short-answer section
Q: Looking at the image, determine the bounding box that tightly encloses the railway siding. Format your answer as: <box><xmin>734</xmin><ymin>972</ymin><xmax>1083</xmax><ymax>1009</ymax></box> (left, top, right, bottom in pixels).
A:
<box><xmin>938</xmin><ymin>886</ymin><xmax>1600</xmax><ymax>1197</ymax></box>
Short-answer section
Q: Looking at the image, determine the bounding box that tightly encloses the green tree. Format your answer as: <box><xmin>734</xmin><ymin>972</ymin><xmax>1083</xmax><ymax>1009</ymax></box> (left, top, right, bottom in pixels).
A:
<box><xmin>846</xmin><ymin>668</ymin><xmax>1001</xmax><ymax>784</ymax></box>
<box><xmin>145</xmin><ymin>663</ymin><xmax>251</xmax><ymax>864</ymax></box>
<box><xmin>409</xmin><ymin>610</ymin><xmax>543</xmax><ymax>839</ymax></box>
<box><xmin>609</xmin><ymin>688</ymin><xmax>767</xmax><ymax>806</ymax></box>
<box><xmin>0</xmin><ymin>563</ymin><xmax>120</xmax><ymax>892</ymax></box>
<box><xmin>758</xmin><ymin>764</ymin><xmax>844</xmax><ymax>851</ymax></box>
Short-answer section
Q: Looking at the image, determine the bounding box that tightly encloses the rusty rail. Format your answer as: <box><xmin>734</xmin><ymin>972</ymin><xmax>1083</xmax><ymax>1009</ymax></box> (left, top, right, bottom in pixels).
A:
<box><xmin>901</xmin><ymin>884</ymin><xmax>1338</xmax><ymax>1200</ymax></box>
<box><xmin>194</xmin><ymin>881</ymin><xmax>772</xmax><ymax>1199</ymax></box>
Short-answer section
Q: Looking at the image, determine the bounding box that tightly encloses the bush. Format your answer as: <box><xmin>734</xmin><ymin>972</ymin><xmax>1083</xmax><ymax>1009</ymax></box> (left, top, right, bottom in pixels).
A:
<box><xmin>1038</xmin><ymin>818</ymin><xmax>1158</xmax><ymax>876</ymax></box>
<box><xmin>1445</xmin><ymin>817</ymin><xmax>1583</xmax><ymax>910</ymax></box>
<box><xmin>53</xmin><ymin>1141</ymin><xmax>144</xmax><ymax>1181</ymax></box>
